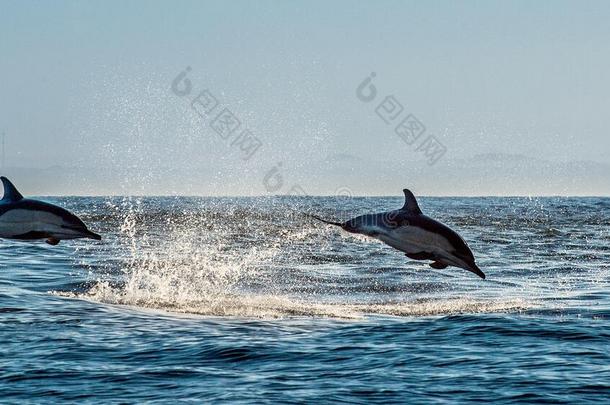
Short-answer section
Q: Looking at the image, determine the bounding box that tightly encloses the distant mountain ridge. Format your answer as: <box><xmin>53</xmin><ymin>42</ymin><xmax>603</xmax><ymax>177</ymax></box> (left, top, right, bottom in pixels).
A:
<box><xmin>1</xmin><ymin>152</ymin><xmax>608</xmax><ymax>196</ymax></box>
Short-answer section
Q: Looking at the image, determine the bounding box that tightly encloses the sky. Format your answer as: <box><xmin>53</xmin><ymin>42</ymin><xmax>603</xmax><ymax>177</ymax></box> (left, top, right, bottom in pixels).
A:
<box><xmin>0</xmin><ymin>0</ymin><xmax>608</xmax><ymax>196</ymax></box>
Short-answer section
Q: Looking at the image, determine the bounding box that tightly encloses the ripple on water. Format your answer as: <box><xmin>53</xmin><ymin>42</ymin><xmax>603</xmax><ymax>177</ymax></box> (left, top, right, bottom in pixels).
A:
<box><xmin>2</xmin><ymin>196</ymin><xmax>609</xmax><ymax>403</ymax></box>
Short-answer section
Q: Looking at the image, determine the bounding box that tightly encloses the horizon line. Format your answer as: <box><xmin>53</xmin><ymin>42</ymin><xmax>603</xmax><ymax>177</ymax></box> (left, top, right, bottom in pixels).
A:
<box><xmin>32</xmin><ymin>193</ymin><xmax>610</xmax><ymax>198</ymax></box>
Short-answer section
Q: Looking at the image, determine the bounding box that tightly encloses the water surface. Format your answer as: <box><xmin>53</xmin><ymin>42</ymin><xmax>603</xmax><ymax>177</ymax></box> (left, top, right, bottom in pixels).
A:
<box><xmin>1</xmin><ymin>196</ymin><xmax>609</xmax><ymax>402</ymax></box>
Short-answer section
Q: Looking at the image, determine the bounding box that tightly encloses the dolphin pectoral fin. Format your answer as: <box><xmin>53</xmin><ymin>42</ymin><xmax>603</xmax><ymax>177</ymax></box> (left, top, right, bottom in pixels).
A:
<box><xmin>429</xmin><ymin>260</ymin><xmax>448</xmax><ymax>269</ymax></box>
<box><xmin>46</xmin><ymin>237</ymin><xmax>60</xmax><ymax>246</ymax></box>
<box><xmin>406</xmin><ymin>252</ymin><xmax>435</xmax><ymax>260</ymax></box>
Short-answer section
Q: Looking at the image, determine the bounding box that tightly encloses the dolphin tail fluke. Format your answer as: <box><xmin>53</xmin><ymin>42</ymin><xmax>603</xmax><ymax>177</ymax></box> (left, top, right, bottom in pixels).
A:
<box><xmin>302</xmin><ymin>213</ymin><xmax>343</xmax><ymax>227</ymax></box>
<box><xmin>466</xmin><ymin>263</ymin><xmax>486</xmax><ymax>279</ymax></box>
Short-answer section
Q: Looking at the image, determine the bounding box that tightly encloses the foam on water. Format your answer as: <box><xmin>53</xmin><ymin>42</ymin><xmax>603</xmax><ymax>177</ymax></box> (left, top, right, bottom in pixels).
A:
<box><xmin>56</xmin><ymin>197</ymin><xmax>542</xmax><ymax>319</ymax></box>
<box><xmin>5</xmin><ymin>196</ymin><xmax>609</xmax><ymax>403</ymax></box>
<box><xmin>54</xmin><ymin>195</ymin><xmax>610</xmax><ymax>320</ymax></box>
<box><xmin>60</xmin><ymin>284</ymin><xmax>532</xmax><ymax>319</ymax></box>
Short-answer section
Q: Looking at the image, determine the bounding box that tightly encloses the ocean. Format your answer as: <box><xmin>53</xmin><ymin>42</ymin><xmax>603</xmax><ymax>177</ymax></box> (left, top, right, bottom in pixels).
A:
<box><xmin>1</xmin><ymin>196</ymin><xmax>608</xmax><ymax>403</ymax></box>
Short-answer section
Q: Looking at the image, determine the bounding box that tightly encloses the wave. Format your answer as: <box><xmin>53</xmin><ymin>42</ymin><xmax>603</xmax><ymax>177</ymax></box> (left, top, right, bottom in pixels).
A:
<box><xmin>56</xmin><ymin>284</ymin><xmax>532</xmax><ymax>319</ymax></box>
<box><xmin>56</xmin><ymin>196</ymin><xmax>606</xmax><ymax>320</ymax></box>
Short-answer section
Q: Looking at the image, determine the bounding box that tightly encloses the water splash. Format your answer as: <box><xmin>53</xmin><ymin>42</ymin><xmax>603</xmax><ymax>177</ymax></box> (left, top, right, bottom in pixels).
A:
<box><xmin>63</xmin><ymin>283</ymin><xmax>532</xmax><ymax>319</ymax></box>
<box><xmin>63</xmin><ymin>196</ymin><xmax>601</xmax><ymax>319</ymax></box>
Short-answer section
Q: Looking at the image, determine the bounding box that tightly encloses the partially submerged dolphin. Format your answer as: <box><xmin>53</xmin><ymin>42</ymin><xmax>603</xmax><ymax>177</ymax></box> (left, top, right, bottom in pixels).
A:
<box><xmin>0</xmin><ymin>176</ymin><xmax>101</xmax><ymax>245</ymax></box>
<box><xmin>305</xmin><ymin>189</ymin><xmax>485</xmax><ymax>279</ymax></box>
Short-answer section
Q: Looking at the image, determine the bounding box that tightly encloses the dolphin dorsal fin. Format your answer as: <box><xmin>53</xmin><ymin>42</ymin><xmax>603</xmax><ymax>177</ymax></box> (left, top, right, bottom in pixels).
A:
<box><xmin>1</xmin><ymin>177</ymin><xmax>24</xmax><ymax>202</ymax></box>
<box><xmin>401</xmin><ymin>189</ymin><xmax>422</xmax><ymax>214</ymax></box>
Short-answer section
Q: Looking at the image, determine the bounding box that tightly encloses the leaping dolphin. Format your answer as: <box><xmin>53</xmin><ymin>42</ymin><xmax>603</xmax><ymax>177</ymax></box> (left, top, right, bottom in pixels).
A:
<box><xmin>305</xmin><ymin>189</ymin><xmax>485</xmax><ymax>279</ymax></box>
<box><xmin>0</xmin><ymin>176</ymin><xmax>101</xmax><ymax>245</ymax></box>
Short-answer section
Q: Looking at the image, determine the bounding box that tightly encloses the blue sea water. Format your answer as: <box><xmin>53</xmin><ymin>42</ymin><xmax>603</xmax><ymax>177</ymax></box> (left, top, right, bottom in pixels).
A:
<box><xmin>0</xmin><ymin>196</ymin><xmax>609</xmax><ymax>403</ymax></box>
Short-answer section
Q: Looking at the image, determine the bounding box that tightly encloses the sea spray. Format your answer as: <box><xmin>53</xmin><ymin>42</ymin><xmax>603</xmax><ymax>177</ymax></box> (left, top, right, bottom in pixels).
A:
<box><xmin>58</xmin><ymin>196</ymin><xmax>572</xmax><ymax>318</ymax></box>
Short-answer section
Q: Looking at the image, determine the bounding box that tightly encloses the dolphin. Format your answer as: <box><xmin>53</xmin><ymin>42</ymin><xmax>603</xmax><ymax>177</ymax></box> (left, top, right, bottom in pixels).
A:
<box><xmin>305</xmin><ymin>189</ymin><xmax>485</xmax><ymax>279</ymax></box>
<box><xmin>0</xmin><ymin>176</ymin><xmax>101</xmax><ymax>245</ymax></box>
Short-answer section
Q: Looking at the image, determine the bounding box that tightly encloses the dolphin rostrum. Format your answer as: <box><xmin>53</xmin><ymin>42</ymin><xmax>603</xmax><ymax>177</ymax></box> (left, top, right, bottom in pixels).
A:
<box><xmin>305</xmin><ymin>189</ymin><xmax>485</xmax><ymax>279</ymax></box>
<box><xmin>0</xmin><ymin>176</ymin><xmax>101</xmax><ymax>245</ymax></box>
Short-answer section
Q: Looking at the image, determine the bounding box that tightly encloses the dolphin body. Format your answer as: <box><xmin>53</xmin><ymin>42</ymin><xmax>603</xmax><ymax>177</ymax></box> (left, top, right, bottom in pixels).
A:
<box><xmin>306</xmin><ymin>189</ymin><xmax>485</xmax><ymax>279</ymax></box>
<box><xmin>0</xmin><ymin>177</ymin><xmax>101</xmax><ymax>245</ymax></box>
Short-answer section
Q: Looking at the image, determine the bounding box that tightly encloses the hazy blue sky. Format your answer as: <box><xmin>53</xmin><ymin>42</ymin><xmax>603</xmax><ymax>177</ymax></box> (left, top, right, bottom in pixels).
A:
<box><xmin>0</xmin><ymin>0</ymin><xmax>608</xmax><ymax>195</ymax></box>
